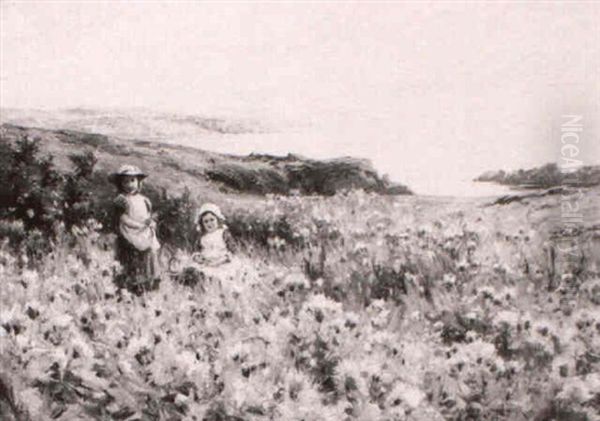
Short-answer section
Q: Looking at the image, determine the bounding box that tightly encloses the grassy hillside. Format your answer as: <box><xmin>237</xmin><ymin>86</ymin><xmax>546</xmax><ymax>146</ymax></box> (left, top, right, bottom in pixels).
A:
<box><xmin>0</xmin><ymin>123</ymin><xmax>411</xmax><ymax>198</ymax></box>
<box><xmin>475</xmin><ymin>163</ymin><xmax>600</xmax><ymax>189</ymax></box>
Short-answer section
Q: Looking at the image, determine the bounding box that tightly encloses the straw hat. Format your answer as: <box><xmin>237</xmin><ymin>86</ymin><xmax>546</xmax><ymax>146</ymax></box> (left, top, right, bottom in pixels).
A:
<box><xmin>195</xmin><ymin>203</ymin><xmax>225</xmax><ymax>223</ymax></box>
<box><xmin>109</xmin><ymin>164</ymin><xmax>147</xmax><ymax>184</ymax></box>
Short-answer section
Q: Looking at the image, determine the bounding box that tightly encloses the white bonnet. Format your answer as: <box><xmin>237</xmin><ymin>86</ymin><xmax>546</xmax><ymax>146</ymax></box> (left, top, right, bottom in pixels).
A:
<box><xmin>195</xmin><ymin>203</ymin><xmax>225</xmax><ymax>223</ymax></box>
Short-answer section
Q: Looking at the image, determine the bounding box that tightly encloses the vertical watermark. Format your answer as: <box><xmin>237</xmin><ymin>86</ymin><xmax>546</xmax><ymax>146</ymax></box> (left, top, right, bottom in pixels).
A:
<box><xmin>557</xmin><ymin>114</ymin><xmax>583</xmax><ymax>257</ymax></box>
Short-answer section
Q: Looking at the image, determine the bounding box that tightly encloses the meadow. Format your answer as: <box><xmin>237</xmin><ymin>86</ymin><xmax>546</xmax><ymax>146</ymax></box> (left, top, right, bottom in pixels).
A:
<box><xmin>1</xmin><ymin>181</ymin><xmax>599</xmax><ymax>420</ymax></box>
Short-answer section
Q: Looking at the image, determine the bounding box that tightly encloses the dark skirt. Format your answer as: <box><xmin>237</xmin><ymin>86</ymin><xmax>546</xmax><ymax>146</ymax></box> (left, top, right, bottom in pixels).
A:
<box><xmin>115</xmin><ymin>236</ymin><xmax>160</xmax><ymax>295</ymax></box>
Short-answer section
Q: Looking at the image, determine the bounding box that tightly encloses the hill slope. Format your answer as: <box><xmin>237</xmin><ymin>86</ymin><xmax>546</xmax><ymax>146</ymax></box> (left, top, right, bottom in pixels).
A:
<box><xmin>0</xmin><ymin>123</ymin><xmax>411</xmax><ymax>198</ymax></box>
<box><xmin>0</xmin><ymin>107</ymin><xmax>267</xmax><ymax>138</ymax></box>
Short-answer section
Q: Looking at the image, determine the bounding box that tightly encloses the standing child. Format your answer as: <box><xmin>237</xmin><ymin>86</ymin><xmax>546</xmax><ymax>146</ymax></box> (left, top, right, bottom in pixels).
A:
<box><xmin>193</xmin><ymin>203</ymin><xmax>235</xmax><ymax>267</ymax></box>
<box><xmin>110</xmin><ymin>165</ymin><xmax>160</xmax><ymax>294</ymax></box>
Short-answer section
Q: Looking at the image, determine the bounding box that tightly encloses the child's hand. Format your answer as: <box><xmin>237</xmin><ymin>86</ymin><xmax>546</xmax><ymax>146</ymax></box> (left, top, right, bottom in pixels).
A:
<box><xmin>192</xmin><ymin>253</ymin><xmax>205</xmax><ymax>264</ymax></box>
<box><xmin>204</xmin><ymin>255</ymin><xmax>230</xmax><ymax>267</ymax></box>
<box><xmin>169</xmin><ymin>256</ymin><xmax>182</xmax><ymax>273</ymax></box>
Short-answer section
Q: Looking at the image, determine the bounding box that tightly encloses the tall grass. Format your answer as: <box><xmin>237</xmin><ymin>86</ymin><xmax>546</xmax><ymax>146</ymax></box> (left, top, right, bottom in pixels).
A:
<box><xmin>1</xmin><ymin>189</ymin><xmax>599</xmax><ymax>420</ymax></box>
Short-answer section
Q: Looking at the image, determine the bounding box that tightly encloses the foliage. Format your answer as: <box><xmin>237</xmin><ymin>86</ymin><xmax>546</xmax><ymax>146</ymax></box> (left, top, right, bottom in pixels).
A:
<box><xmin>205</xmin><ymin>156</ymin><xmax>412</xmax><ymax>196</ymax></box>
<box><xmin>475</xmin><ymin>162</ymin><xmax>600</xmax><ymax>188</ymax></box>
<box><xmin>227</xmin><ymin>211</ymin><xmax>303</xmax><ymax>252</ymax></box>
<box><xmin>1</xmin><ymin>188</ymin><xmax>599</xmax><ymax>420</ymax></box>
<box><xmin>0</xmin><ymin>136</ymin><xmax>63</xmax><ymax>235</ymax></box>
<box><xmin>0</xmin><ymin>137</ymin><xmax>108</xmax><ymax>265</ymax></box>
<box><xmin>154</xmin><ymin>187</ymin><xmax>197</xmax><ymax>252</ymax></box>
<box><xmin>62</xmin><ymin>151</ymin><xmax>98</xmax><ymax>230</ymax></box>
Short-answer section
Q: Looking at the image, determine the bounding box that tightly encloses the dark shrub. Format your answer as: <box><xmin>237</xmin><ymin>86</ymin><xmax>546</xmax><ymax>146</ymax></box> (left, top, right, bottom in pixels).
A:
<box><xmin>154</xmin><ymin>187</ymin><xmax>197</xmax><ymax>251</ymax></box>
<box><xmin>1</xmin><ymin>136</ymin><xmax>63</xmax><ymax>234</ymax></box>
<box><xmin>227</xmin><ymin>212</ymin><xmax>302</xmax><ymax>251</ymax></box>
<box><xmin>63</xmin><ymin>151</ymin><xmax>98</xmax><ymax>230</ymax></box>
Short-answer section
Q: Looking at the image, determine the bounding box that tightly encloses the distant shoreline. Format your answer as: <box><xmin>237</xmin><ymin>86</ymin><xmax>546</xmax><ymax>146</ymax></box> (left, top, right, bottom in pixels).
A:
<box><xmin>474</xmin><ymin>163</ymin><xmax>600</xmax><ymax>190</ymax></box>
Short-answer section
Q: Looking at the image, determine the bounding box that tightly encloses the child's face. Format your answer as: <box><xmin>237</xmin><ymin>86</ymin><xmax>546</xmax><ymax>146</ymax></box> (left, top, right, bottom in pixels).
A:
<box><xmin>121</xmin><ymin>175</ymin><xmax>140</xmax><ymax>194</ymax></box>
<box><xmin>201</xmin><ymin>212</ymin><xmax>219</xmax><ymax>233</ymax></box>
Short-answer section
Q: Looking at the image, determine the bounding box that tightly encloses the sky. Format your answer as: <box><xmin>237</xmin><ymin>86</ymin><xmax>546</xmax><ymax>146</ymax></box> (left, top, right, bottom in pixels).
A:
<box><xmin>1</xmin><ymin>2</ymin><xmax>599</xmax><ymax>195</ymax></box>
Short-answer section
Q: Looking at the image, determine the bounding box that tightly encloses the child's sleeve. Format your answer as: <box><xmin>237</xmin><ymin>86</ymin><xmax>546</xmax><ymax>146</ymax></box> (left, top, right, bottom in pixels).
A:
<box><xmin>143</xmin><ymin>196</ymin><xmax>153</xmax><ymax>214</ymax></box>
<box><xmin>112</xmin><ymin>195</ymin><xmax>128</xmax><ymax>230</ymax></box>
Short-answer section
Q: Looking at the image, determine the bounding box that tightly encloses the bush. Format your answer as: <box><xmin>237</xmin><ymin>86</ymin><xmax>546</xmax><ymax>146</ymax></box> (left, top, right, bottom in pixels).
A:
<box><xmin>0</xmin><ymin>136</ymin><xmax>63</xmax><ymax>234</ymax></box>
<box><xmin>227</xmin><ymin>212</ymin><xmax>303</xmax><ymax>252</ymax></box>
<box><xmin>154</xmin><ymin>187</ymin><xmax>197</xmax><ymax>251</ymax></box>
<box><xmin>0</xmin><ymin>220</ymin><xmax>27</xmax><ymax>250</ymax></box>
<box><xmin>63</xmin><ymin>151</ymin><xmax>98</xmax><ymax>230</ymax></box>
<box><xmin>0</xmin><ymin>135</ymin><xmax>104</xmax><ymax>261</ymax></box>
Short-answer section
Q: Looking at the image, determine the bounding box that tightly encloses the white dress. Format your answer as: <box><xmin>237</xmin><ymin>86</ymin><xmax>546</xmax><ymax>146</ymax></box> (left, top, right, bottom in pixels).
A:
<box><xmin>199</xmin><ymin>227</ymin><xmax>230</xmax><ymax>263</ymax></box>
<box><xmin>117</xmin><ymin>193</ymin><xmax>160</xmax><ymax>252</ymax></box>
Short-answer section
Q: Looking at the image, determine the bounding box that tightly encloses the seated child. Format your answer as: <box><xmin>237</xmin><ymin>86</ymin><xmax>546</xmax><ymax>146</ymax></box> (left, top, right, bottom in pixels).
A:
<box><xmin>110</xmin><ymin>165</ymin><xmax>161</xmax><ymax>294</ymax></box>
<box><xmin>193</xmin><ymin>203</ymin><xmax>235</xmax><ymax>267</ymax></box>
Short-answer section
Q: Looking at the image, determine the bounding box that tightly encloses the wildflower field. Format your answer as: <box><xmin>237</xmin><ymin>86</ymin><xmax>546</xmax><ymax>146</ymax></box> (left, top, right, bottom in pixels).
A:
<box><xmin>1</xmin><ymin>188</ymin><xmax>600</xmax><ymax>421</ymax></box>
